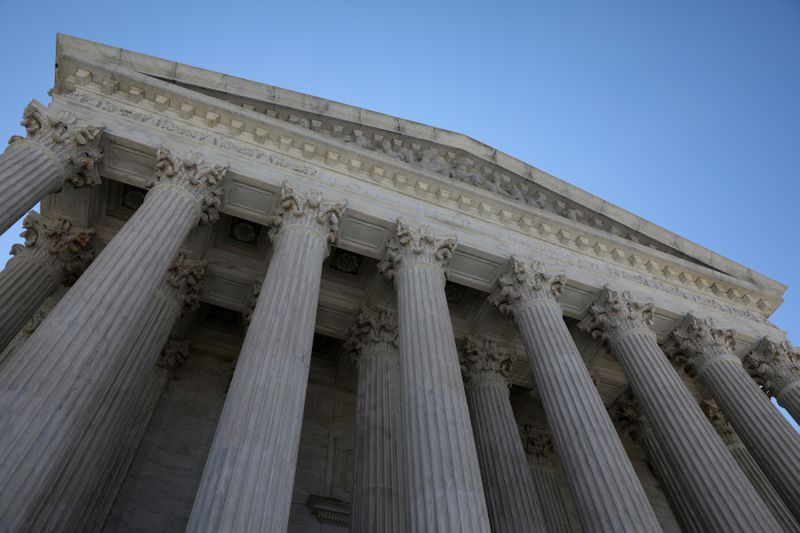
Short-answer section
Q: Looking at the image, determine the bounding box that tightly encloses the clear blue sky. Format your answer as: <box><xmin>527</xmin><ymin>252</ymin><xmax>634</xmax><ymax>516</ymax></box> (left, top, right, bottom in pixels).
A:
<box><xmin>0</xmin><ymin>1</ymin><xmax>797</xmax><ymax>425</ymax></box>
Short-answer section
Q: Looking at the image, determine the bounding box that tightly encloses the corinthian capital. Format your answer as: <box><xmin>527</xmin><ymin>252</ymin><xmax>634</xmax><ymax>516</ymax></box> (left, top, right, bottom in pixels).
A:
<box><xmin>744</xmin><ymin>338</ymin><xmax>800</xmax><ymax>397</ymax></box>
<box><xmin>377</xmin><ymin>219</ymin><xmax>457</xmax><ymax>279</ymax></box>
<box><xmin>149</xmin><ymin>147</ymin><xmax>228</xmax><ymax>224</ymax></box>
<box><xmin>8</xmin><ymin>100</ymin><xmax>105</xmax><ymax>188</ymax></box>
<box><xmin>10</xmin><ymin>211</ymin><xmax>95</xmax><ymax>285</ymax></box>
<box><xmin>162</xmin><ymin>254</ymin><xmax>207</xmax><ymax>312</ymax></box>
<box><xmin>459</xmin><ymin>335</ymin><xmax>512</xmax><ymax>388</ymax></box>
<box><xmin>700</xmin><ymin>398</ymin><xmax>739</xmax><ymax>445</ymax></box>
<box><xmin>519</xmin><ymin>424</ymin><xmax>554</xmax><ymax>466</ymax></box>
<box><xmin>157</xmin><ymin>339</ymin><xmax>191</xmax><ymax>370</ymax></box>
<box><xmin>344</xmin><ymin>307</ymin><xmax>399</xmax><ymax>364</ymax></box>
<box><xmin>662</xmin><ymin>314</ymin><xmax>737</xmax><ymax>378</ymax></box>
<box><xmin>608</xmin><ymin>389</ymin><xmax>647</xmax><ymax>441</ymax></box>
<box><xmin>577</xmin><ymin>286</ymin><xmax>655</xmax><ymax>344</ymax></box>
<box><xmin>267</xmin><ymin>183</ymin><xmax>346</xmax><ymax>248</ymax></box>
<box><xmin>488</xmin><ymin>257</ymin><xmax>565</xmax><ymax>315</ymax></box>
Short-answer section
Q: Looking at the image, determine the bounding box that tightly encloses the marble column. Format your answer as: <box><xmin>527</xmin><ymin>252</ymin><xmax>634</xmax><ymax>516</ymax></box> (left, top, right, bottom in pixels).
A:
<box><xmin>745</xmin><ymin>338</ymin><xmax>800</xmax><ymax>423</ymax></box>
<box><xmin>187</xmin><ymin>185</ymin><xmax>345</xmax><ymax>533</ymax></box>
<box><xmin>0</xmin><ymin>147</ymin><xmax>225</xmax><ymax>531</ymax></box>
<box><xmin>28</xmin><ymin>256</ymin><xmax>205</xmax><ymax>532</ymax></box>
<box><xmin>665</xmin><ymin>314</ymin><xmax>800</xmax><ymax>519</ymax></box>
<box><xmin>0</xmin><ymin>101</ymin><xmax>104</xmax><ymax>234</ymax></box>
<box><xmin>609</xmin><ymin>391</ymin><xmax>704</xmax><ymax>533</ymax></box>
<box><xmin>580</xmin><ymin>288</ymin><xmax>781</xmax><ymax>532</ymax></box>
<box><xmin>701</xmin><ymin>398</ymin><xmax>800</xmax><ymax>532</ymax></box>
<box><xmin>0</xmin><ymin>211</ymin><xmax>93</xmax><ymax>352</ymax></box>
<box><xmin>460</xmin><ymin>336</ymin><xmax>546</xmax><ymax>533</ymax></box>
<box><xmin>345</xmin><ymin>307</ymin><xmax>405</xmax><ymax>533</ymax></box>
<box><xmin>488</xmin><ymin>258</ymin><xmax>660</xmax><ymax>532</ymax></box>
<box><xmin>377</xmin><ymin>220</ymin><xmax>491</xmax><ymax>533</ymax></box>
<box><xmin>519</xmin><ymin>425</ymin><xmax>573</xmax><ymax>533</ymax></box>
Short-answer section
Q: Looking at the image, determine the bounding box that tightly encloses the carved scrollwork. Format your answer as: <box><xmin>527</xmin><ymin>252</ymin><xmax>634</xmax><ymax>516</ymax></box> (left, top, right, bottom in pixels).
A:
<box><xmin>488</xmin><ymin>256</ymin><xmax>565</xmax><ymax>315</ymax></box>
<box><xmin>459</xmin><ymin>335</ymin><xmax>512</xmax><ymax>387</ymax></box>
<box><xmin>162</xmin><ymin>254</ymin><xmax>207</xmax><ymax>312</ymax></box>
<box><xmin>577</xmin><ymin>286</ymin><xmax>655</xmax><ymax>345</ymax></box>
<box><xmin>148</xmin><ymin>147</ymin><xmax>228</xmax><ymax>224</ymax></box>
<box><xmin>267</xmin><ymin>182</ymin><xmax>346</xmax><ymax>247</ymax></box>
<box><xmin>662</xmin><ymin>314</ymin><xmax>737</xmax><ymax>378</ymax></box>
<box><xmin>10</xmin><ymin>211</ymin><xmax>95</xmax><ymax>285</ymax></box>
<box><xmin>344</xmin><ymin>307</ymin><xmax>399</xmax><ymax>364</ymax></box>
<box><xmin>377</xmin><ymin>219</ymin><xmax>457</xmax><ymax>279</ymax></box>
<box><xmin>744</xmin><ymin>338</ymin><xmax>800</xmax><ymax>397</ymax></box>
<box><xmin>8</xmin><ymin>100</ymin><xmax>104</xmax><ymax>188</ymax></box>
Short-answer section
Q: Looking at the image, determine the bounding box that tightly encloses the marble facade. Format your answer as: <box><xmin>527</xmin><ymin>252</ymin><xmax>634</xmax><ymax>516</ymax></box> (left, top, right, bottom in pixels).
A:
<box><xmin>0</xmin><ymin>34</ymin><xmax>797</xmax><ymax>532</ymax></box>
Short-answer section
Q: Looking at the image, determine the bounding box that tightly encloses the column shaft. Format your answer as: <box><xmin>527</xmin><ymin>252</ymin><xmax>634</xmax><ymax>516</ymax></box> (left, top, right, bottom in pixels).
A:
<box><xmin>0</xmin><ymin>257</ymin><xmax>57</xmax><ymax>351</ymax></box>
<box><xmin>0</xmin><ymin>185</ymin><xmax>200</xmax><ymax>530</ymax></box>
<box><xmin>187</xmin><ymin>227</ymin><xmax>328</xmax><ymax>532</ymax></box>
<box><xmin>529</xmin><ymin>464</ymin><xmax>572</xmax><ymax>533</ymax></box>
<box><xmin>516</xmin><ymin>302</ymin><xmax>659</xmax><ymax>531</ymax></box>
<box><xmin>779</xmin><ymin>386</ymin><xmax>800</xmax><ymax>423</ymax></box>
<box><xmin>0</xmin><ymin>143</ymin><xmax>63</xmax><ymax>234</ymax></box>
<box><xmin>465</xmin><ymin>379</ymin><xmax>545</xmax><ymax>532</ymax></box>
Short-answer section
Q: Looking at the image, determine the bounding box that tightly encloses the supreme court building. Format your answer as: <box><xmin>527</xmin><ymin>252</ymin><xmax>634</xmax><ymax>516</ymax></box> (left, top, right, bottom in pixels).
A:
<box><xmin>0</xmin><ymin>34</ymin><xmax>798</xmax><ymax>533</ymax></box>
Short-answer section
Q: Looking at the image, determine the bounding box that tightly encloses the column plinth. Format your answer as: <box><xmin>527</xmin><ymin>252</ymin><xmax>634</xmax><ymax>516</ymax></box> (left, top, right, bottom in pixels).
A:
<box><xmin>520</xmin><ymin>426</ymin><xmax>572</xmax><ymax>533</ymax></box>
<box><xmin>460</xmin><ymin>336</ymin><xmax>546</xmax><ymax>533</ymax></box>
<box><xmin>489</xmin><ymin>258</ymin><xmax>660</xmax><ymax>532</ymax></box>
<box><xmin>345</xmin><ymin>307</ymin><xmax>405</xmax><ymax>533</ymax></box>
<box><xmin>0</xmin><ymin>101</ymin><xmax>104</xmax><ymax>234</ymax></box>
<box><xmin>0</xmin><ymin>147</ymin><xmax>225</xmax><ymax>531</ymax></box>
<box><xmin>378</xmin><ymin>220</ymin><xmax>491</xmax><ymax>533</ymax></box>
<box><xmin>665</xmin><ymin>314</ymin><xmax>800</xmax><ymax>520</ymax></box>
<box><xmin>187</xmin><ymin>185</ymin><xmax>345</xmax><ymax>533</ymax></box>
<box><xmin>745</xmin><ymin>338</ymin><xmax>800</xmax><ymax>422</ymax></box>
<box><xmin>580</xmin><ymin>289</ymin><xmax>782</xmax><ymax>532</ymax></box>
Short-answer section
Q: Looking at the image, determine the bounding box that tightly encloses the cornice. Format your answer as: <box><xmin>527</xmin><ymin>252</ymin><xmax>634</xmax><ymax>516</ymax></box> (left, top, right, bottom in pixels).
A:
<box><xmin>48</xmin><ymin>67</ymin><xmax>780</xmax><ymax>324</ymax></box>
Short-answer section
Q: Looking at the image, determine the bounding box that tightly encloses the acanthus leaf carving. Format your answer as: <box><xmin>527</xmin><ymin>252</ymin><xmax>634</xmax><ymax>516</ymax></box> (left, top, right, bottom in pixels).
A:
<box><xmin>267</xmin><ymin>182</ymin><xmax>346</xmax><ymax>248</ymax></box>
<box><xmin>149</xmin><ymin>146</ymin><xmax>228</xmax><ymax>224</ymax></box>
<box><xmin>700</xmin><ymin>398</ymin><xmax>739</xmax><ymax>446</ymax></box>
<box><xmin>8</xmin><ymin>100</ymin><xmax>104</xmax><ymax>188</ymax></box>
<box><xmin>743</xmin><ymin>338</ymin><xmax>800</xmax><ymax>397</ymax></box>
<box><xmin>459</xmin><ymin>335</ymin><xmax>512</xmax><ymax>387</ymax></box>
<box><xmin>243</xmin><ymin>276</ymin><xmax>264</xmax><ymax>326</ymax></box>
<box><xmin>608</xmin><ymin>389</ymin><xmax>647</xmax><ymax>442</ymax></box>
<box><xmin>377</xmin><ymin>219</ymin><xmax>457</xmax><ymax>280</ymax></box>
<box><xmin>488</xmin><ymin>256</ymin><xmax>565</xmax><ymax>315</ymax></box>
<box><xmin>10</xmin><ymin>211</ymin><xmax>95</xmax><ymax>285</ymax></box>
<box><xmin>662</xmin><ymin>314</ymin><xmax>737</xmax><ymax>378</ymax></box>
<box><xmin>344</xmin><ymin>307</ymin><xmax>399</xmax><ymax>364</ymax></box>
<box><xmin>162</xmin><ymin>254</ymin><xmax>207</xmax><ymax>313</ymax></box>
<box><xmin>157</xmin><ymin>339</ymin><xmax>191</xmax><ymax>370</ymax></box>
<box><xmin>519</xmin><ymin>424</ymin><xmax>554</xmax><ymax>466</ymax></box>
<box><xmin>577</xmin><ymin>286</ymin><xmax>655</xmax><ymax>345</ymax></box>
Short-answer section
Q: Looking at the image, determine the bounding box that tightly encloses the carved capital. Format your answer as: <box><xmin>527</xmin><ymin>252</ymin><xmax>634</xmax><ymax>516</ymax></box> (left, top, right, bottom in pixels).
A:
<box><xmin>162</xmin><ymin>254</ymin><xmax>207</xmax><ymax>313</ymax></box>
<box><xmin>157</xmin><ymin>339</ymin><xmax>191</xmax><ymax>370</ymax></box>
<box><xmin>10</xmin><ymin>211</ymin><xmax>94</xmax><ymax>285</ymax></box>
<box><xmin>700</xmin><ymin>398</ymin><xmax>739</xmax><ymax>446</ymax></box>
<box><xmin>520</xmin><ymin>424</ymin><xmax>554</xmax><ymax>466</ymax></box>
<box><xmin>459</xmin><ymin>335</ymin><xmax>512</xmax><ymax>388</ymax></box>
<box><xmin>344</xmin><ymin>307</ymin><xmax>399</xmax><ymax>364</ymax></box>
<box><xmin>488</xmin><ymin>256</ymin><xmax>565</xmax><ymax>315</ymax></box>
<box><xmin>608</xmin><ymin>389</ymin><xmax>647</xmax><ymax>442</ymax></box>
<box><xmin>377</xmin><ymin>219</ymin><xmax>457</xmax><ymax>280</ymax></box>
<box><xmin>267</xmin><ymin>183</ymin><xmax>346</xmax><ymax>248</ymax></box>
<box><xmin>663</xmin><ymin>314</ymin><xmax>737</xmax><ymax>378</ymax></box>
<box><xmin>8</xmin><ymin>100</ymin><xmax>104</xmax><ymax>187</ymax></box>
<box><xmin>577</xmin><ymin>286</ymin><xmax>655</xmax><ymax>345</ymax></box>
<box><xmin>243</xmin><ymin>276</ymin><xmax>264</xmax><ymax>326</ymax></box>
<box><xmin>148</xmin><ymin>147</ymin><xmax>228</xmax><ymax>224</ymax></box>
<box><xmin>744</xmin><ymin>338</ymin><xmax>800</xmax><ymax>397</ymax></box>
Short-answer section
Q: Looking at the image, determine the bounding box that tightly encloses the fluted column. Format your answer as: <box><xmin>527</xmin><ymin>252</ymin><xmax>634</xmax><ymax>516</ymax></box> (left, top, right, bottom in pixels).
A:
<box><xmin>187</xmin><ymin>185</ymin><xmax>345</xmax><ymax>533</ymax></box>
<box><xmin>460</xmin><ymin>336</ymin><xmax>546</xmax><ymax>533</ymax></box>
<box><xmin>0</xmin><ymin>211</ymin><xmax>93</xmax><ymax>352</ymax></box>
<box><xmin>0</xmin><ymin>100</ymin><xmax>104</xmax><ymax>233</ymax></box>
<box><xmin>610</xmin><ymin>391</ymin><xmax>704</xmax><ymax>533</ymax></box>
<box><xmin>488</xmin><ymin>258</ymin><xmax>660</xmax><ymax>532</ymax></box>
<box><xmin>745</xmin><ymin>338</ymin><xmax>800</xmax><ymax>423</ymax></box>
<box><xmin>0</xmin><ymin>147</ymin><xmax>226</xmax><ymax>531</ymax></box>
<box><xmin>345</xmin><ymin>307</ymin><xmax>405</xmax><ymax>533</ymax></box>
<box><xmin>520</xmin><ymin>425</ymin><xmax>572</xmax><ymax>533</ymax></box>
<box><xmin>580</xmin><ymin>288</ymin><xmax>781</xmax><ymax>532</ymax></box>
<box><xmin>377</xmin><ymin>220</ymin><xmax>491</xmax><ymax>533</ymax></box>
<box><xmin>665</xmin><ymin>314</ymin><xmax>800</xmax><ymax>519</ymax></box>
<box><xmin>702</xmin><ymin>399</ymin><xmax>800</xmax><ymax>532</ymax></box>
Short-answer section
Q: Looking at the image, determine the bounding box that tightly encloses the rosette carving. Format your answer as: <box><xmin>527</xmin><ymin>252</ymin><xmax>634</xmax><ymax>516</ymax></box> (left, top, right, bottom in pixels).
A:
<box><xmin>267</xmin><ymin>183</ymin><xmax>345</xmax><ymax>248</ymax></box>
<box><xmin>577</xmin><ymin>286</ymin><xmax>655</xmax><ymax>345</ymax></box>
<box><xmin>488</xmin><ymin>256</ymin><xmax>565</xmax><ymax>315</ymax></box>
<box><xmin>377</xmin><ymin>219</ymin><xmax>457</xmax><ymax>279</ymax></box>
<box><xmin>10</xmin><ymin>211</ymin><xmax>94</xmax><ymax>285</ymax></box>
<box><xmin>663</xmin><ymin>314</ymin><xmax>737</xmax><ymax>378</ymax></box>
<box><xmin>459</xmin><ymin>335</ymin><xmax>512</xmax><ymax>387</ymax></box>
<box><xmin>157</xmin><ymin>339</ymin><xmax>191</xmax><ymax>370</ymax></box>
<box><xmin>700</xmin><ymin>398</ymin><xmax>738</xmax><ymax>445</ymax></box>
<box><xmin>344</xmin><ymin>307</ymin><xmax>399</xmax><ymax>364</ymax></box>
<box><xmin>8</xmin><ymin>100</ymin><xmax>104</xmax><ymax>187</ymax></box>
<box><xmin>744</xmin><ymin>338</ymin><xmax>800</xmax><ymax>397</ymax></box>
<box><xmin>149</xmin><ymin>147</ymin><xmax>228</xmax><ymax>224</ymax></box>
<box><xmin>162</xmin><ymin>254</ymin><xmax>207</xmax><ymax>312</ymax></box>
<box><xmin>519</xmin><ymin>424</ymin><xmax>554</xmax><ymax>466</ymax></box>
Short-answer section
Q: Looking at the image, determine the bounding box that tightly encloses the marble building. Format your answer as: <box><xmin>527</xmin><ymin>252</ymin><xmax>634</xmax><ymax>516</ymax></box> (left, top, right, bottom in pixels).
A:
<box><xmin>0</xmin><ymin>33</ymin><xmax>798</xmax><ymax>532</ymax></box>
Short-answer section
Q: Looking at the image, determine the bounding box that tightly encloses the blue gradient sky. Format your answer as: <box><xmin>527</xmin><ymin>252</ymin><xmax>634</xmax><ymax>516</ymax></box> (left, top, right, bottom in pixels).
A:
<box><xmin>0</xmin><ymin>1</ymin><xmax>797</xmax><ymax>426</ymax></box>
